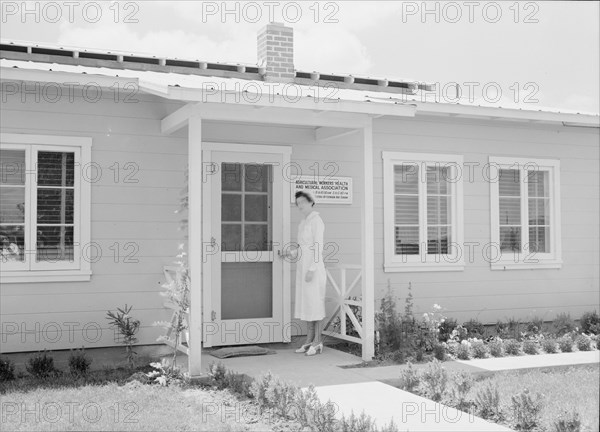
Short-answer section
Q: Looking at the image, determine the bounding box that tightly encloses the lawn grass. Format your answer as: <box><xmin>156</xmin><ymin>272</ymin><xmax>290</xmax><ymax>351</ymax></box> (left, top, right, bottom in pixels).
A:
<box><xmin>0</xmin><ymin>381</ymin><xmax>288</xmax><ymax>431</ymax></box>
<box><xmin>469</xmin><ymin>364</ymin><xmax>599</xmax><ymax>431</ymax></box>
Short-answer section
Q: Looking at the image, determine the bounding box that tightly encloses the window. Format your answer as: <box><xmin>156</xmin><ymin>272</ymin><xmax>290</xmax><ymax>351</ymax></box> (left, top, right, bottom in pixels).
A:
<box><xmin>489</xmin><ymin>156</ymin><xmax>561</xmax><ymax>269</ymax></box>
<box><xmin>0</xmin><ymin>134</ymin><xmax>92</xmax><ymax>282</ymax></box>
<box><xmin>382</xmin><ymin>152</ymin><xmax>464</xmax><ymax>272</ymax></box>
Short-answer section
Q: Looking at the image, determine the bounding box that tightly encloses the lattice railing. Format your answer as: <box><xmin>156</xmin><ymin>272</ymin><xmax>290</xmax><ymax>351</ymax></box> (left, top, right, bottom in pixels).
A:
<box><xmin>322</xmin><ymin>264</ymin><xmax>364</xmax><ymax>346</ymax></box>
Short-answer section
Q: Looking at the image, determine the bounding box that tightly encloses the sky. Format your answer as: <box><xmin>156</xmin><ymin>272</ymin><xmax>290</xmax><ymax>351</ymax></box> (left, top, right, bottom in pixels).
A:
<box><xmin>1</xmin><ymin>1</ymin><xmax>599</xmax><ymax>114</ymax></box>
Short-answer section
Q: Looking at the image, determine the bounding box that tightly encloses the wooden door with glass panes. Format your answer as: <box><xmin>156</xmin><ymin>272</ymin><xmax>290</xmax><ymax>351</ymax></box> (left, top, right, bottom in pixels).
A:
<box><xmin>203</xmin><ymin>149</ymin><xmax>287</xmax><ymax>346</ymax></box>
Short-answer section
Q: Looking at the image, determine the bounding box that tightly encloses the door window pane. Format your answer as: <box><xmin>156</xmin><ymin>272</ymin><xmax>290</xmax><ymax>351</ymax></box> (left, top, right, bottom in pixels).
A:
<box><xmin>221</xmin><ymin>163</ymin><xmax>242</xmax><ymax>191</ymax></box>
<box><xmin>222</xmin><ymin>194</ymin><xmax>242</xmax><ymax>221</ymax></box>
<box><xmin>222</xmin><ymin>224</ymin><xmax>242</xmax><ymax>251</ymax></box>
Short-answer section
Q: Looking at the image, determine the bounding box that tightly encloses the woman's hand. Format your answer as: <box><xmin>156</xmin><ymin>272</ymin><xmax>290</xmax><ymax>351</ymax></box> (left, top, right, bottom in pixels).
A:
<box><xmin>305</xmin><ymin>270</ymin><xmax>315</xmax><ymax>282</ymax></box>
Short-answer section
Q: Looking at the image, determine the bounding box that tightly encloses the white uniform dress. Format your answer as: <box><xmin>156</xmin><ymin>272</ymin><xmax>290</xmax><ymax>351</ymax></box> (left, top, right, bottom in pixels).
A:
<box><xmin>293</xmin><ymin>210</ymin><xmax>327</xmax><ymax>321</ymax></box>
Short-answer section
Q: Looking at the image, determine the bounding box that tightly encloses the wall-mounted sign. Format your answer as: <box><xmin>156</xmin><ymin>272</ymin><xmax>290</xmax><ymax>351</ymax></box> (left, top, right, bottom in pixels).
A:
<box><xmin>291</xmin><ymin>176</ymin><xmax>353</xmax><ymax>204</ymax></box>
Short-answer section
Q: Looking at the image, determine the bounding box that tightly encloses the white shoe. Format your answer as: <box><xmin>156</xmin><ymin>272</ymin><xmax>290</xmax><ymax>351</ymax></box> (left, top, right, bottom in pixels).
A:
<box><xmin>295</xmin><ymin>343</ymin><xmax>312</xmax><ymax>353</ymax></box>
<box><xmin>305</xmin><ymin>343</ymin><xmax>323</xmax><ymax>356</ymax></box>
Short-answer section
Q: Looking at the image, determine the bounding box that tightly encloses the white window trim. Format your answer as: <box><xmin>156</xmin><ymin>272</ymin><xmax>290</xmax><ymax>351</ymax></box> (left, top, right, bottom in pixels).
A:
<box><xmin>489</xmin><ymin>156</ymin><xmax>562</xmax><ymax>270</ymax></box>
<box><xmin>0</xmin><ymin>133</ymin><xmax>92</xmax><ymax>283</ymax></box>
<box><xmin>382</xmin><ymin>151</ymin><xmax>464</xmax><ymax>272</ymax></box>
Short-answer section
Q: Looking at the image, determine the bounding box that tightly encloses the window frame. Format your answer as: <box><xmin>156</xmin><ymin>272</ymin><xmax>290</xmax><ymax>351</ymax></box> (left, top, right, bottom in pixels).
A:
<box><xmin>489</xmin><ymin>156</ymin><xmax>562</xmax><ymax>270</ymax></box>
<box><xmin>0</xmin><ymin>133</ymin><xmax>92</xmax><ymax>283</ymax></box>
<box><xmin>382</xmin><ymin>151</ymin><xmax>464</xmax><ymax>272</ymax></box>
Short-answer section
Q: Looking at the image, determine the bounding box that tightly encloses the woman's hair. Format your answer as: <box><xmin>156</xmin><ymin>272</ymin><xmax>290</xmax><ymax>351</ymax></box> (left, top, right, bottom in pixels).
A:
<box><xmin>295</xmin><ymin>190</ymin><xmax>315</xmax><ymax>207</ymax></box>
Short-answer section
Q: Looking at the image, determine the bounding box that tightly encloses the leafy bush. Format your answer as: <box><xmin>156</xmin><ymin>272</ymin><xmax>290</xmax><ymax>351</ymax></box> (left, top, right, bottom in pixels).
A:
<box><xmin>398</xmin><ymin>362</ymin><xmax>420</xmax><ymax>393</ymax></box>
<box><xmin>106</xmin><ymin>304</ymin><xmax>140</xmax><ymax>369</ymax></box>
<box><xmin>525</xmin><ymin>316</ymin><xmax>544</xmax><ymax>335</ymax></box>
<box><xmin>553</xmin><ymin>410</ymin><xmax>582</xmax><ymax>432</ymax></box>
<box><xmin>553</xmin><ymin>313</ymin><xmax>576</xmax><ymax>337</ymax></box>
<box><xmin>450</xmin><ymin>370</ymin><xmax>474</xmax><ymax>409</ymax></box>
<box><xmin>250</xmin><ymin>370</ymin><xmax>275</xmax><ymax>408</ymax></box>
<box><xmin>463</xmin><ymin>319</ymin><xmax>486</xmax><ymax>339</ymax></box>
<box><xmin>488</xmin><ymin>339</ymin><xmax>504</xmax><ymax>357</ymax></box>
<box><xmin>575</xmin><ymin>334</ymin><xmax>592</xmax><ymax>351</ymax></box>
<box><xmin>579</xmin><ymin>311</ymin><xmax>599</xmax><ymax>335</ymax></box>
<box><xmin>504</xmin><ymin>339</ymin><xmax>522</xmax><ymax>356</ymax></box>
<box><xmin>522</xmin><ymin>340</ymin><xmax>538</xmax><ymax>355</ymax></box>
<box><xmin>26</xmin><ymin>350</ymin><xmax>60</xmax><ymax>379</ymax></box>
<box><xmin>207</xmin><ymin>361</ymin><xmax>228</xmax><ymax>389</ymax></box>
<box><xmin>419</xmin><ymin>359</ymin><xmax>448</xmax><ymax>402</ymax></box>
<box><xmin>338</xmin><ymin>411</ymin><xmax>377</xmax><ymax>432</ymax></box>
<box><xmin>266</xmin><ymin>377</ymin><xmax>299</xmax><ymax>419</ymax></box>
<box><xmin>0</xmin><ymin>357</ymin><xmax>16</xmax><ymax>382</ymax></box>
<box><xmin>433</xmin><ymin>343</ymin><xmax>446</xmax><ymax>361</ymax></box>
<box><xmin>68</xmin><ymin>348</ymin><xmax>92</xmax><ymax>377</ymax></box>
<box><xmin>438</xmin><ymin>317</ymin><xmax>457</xmax><ymax>342</ymax></box>
<box><xmin>375</xmin><ymin>281</ymin><xmax>405</xmax><ymax>356</ymax></box>
<box><xmin>292</xmin><ymin>385</ymin><xmax>320</xmax><ymax>429</ymax></box>
<box><xmin>474</xmin><ymin>382</ymin><xmax>504</xmax><ymax>421</ymax></box>
<box><xmin>558</xmin><ymin>335</ymin><xmax>574</xmax><ymax>353</ymax></box>
<box><xmin>471</xmin><ymin>340</ymin><xmax>488</xmax><ymax>359</ymax></box>
<box><xmin>542</xmin><ymin>338</ymin><xmax>559</xmax><ymax>354</ymax></box>
<box><xmin>511</xmin><ymin>388</ymin><xmax>544</xmax><ymax>431</ymax></box>
<box><xmin>147</xmin><ymin>359</ymin><xmax>188</xmax><ymax>387</ymax></box>
<box><xmin>456</xmin><ymin>342</ymin><xmax>471</xmax><ymax>360</ymax></box>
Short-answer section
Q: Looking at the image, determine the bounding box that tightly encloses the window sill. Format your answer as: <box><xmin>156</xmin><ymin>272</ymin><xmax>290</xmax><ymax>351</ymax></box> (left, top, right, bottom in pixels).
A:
<box><xmin>384</xmin><ymin>263</ymin><xmax>465</xmax><ymax>273</ymax></box>
<box><xmin>491</xmin><ymin>261</ymin><xmax>563</xmax><ymax>270</ymax></box>
<box><xmin>0</xmin><ymin>270</ymin><xmax>92</xmax><ymax>283</ymax></box>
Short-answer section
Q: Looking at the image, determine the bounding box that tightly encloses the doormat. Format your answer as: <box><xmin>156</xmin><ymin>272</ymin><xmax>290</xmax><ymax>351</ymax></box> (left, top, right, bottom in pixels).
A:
<box><xmin>209</xmin><ymin>345</ymin><xmax>277</xmax><ymax>359</ymax></box>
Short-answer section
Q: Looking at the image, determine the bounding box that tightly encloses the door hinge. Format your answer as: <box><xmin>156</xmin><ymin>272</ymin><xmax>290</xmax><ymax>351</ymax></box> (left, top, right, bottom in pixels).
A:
<box><xmin>211</xmin><ymin>310</ymin><xmax>216</xmax><ymax>321</ymax></box>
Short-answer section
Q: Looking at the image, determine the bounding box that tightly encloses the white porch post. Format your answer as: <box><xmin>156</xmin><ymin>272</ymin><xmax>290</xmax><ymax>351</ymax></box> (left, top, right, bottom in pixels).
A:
<box><xmin>360</xmin><ymin>120</ymin><xmax>375</xmax><ymax>360</ymax></box>
<box><xmin>188</xmin><ymin>115</ymin><xmax>203</xmax><ymax>377</ymax></box>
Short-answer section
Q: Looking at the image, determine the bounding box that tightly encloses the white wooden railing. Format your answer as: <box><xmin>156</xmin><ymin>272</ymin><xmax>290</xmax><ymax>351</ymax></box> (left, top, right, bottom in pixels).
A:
<box><xmin>322</xmin><ymin>264</ymin><xmax>365</xmax><ymax>347</ymax></box>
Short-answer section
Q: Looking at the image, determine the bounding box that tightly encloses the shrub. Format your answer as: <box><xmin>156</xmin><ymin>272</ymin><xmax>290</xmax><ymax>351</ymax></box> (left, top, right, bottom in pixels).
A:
<box><xmin>433</xmin><ymin>343</ymin><xmax>446</xmax><ymax>361</ymax></box>
<box><xmin>375</xmin><ymin>281</ymin><xmax>405</xmax><ymax>357</ymax></box>
<box><xmin>463</xmin><ymin>319</ymin><xmax>485</xmax><ymax>339</ymax></box>
<box><xmin>0</xmin><ymin>357</ymin><xmax>16</xmax><ymax>382</ymax></box>
<box><xmin>507</xmin><ymin>317</ymin><xmax>523</xmax><ymax>340</ymax></box>
<box><xmin>450</xmin><ymin>370</ymin><xmax>474</xmax><ymax>409</ymax></box>
<box><xmin>525</xmin><ymin>316</ymin><xmax>544</xmax><ymax>335</ymax></box>
<box><xmin>558</xmin><ymin>335</ymin><xmax>574</xmax><ymax>353</ymax></box>
<box><xmin>511</xmin><ymin>388</ymin><xmax>544</xmax><ymax>431</ymax></box>
<box><xmin>579</xmin><ymin>311</ymin><xmax>600</xmax><ymax>335</ymax></box>
<box><xmin>553</xmin><ymin>410</ymin><xmax>582</xmax><ymax>432</ymax></box>
<box><xmin>488</xmin><ymin>339</ymin><xmax>504</xmax><ymax>357</ymax></box>
<box><xmin>474</xmin><ymin>382</ymin><xmax>503</xmax><ymax>421</ymax></box>
<box><xmin>293</xmin><ymin>385</ymin><xmax>320</xmax><ymax>429</ymax></box>
<box><xmin>398</xmin><ymin>362</ymin><xmax>420</xmax><ymax>393</ymax></box>
<box><xmin>456</xmin><ymin>342</ymin><xmax>471</xmax><ymax>360</ymax></box>
<box><xmin>542</xmin><ymin>338</ymin><xmax>559</xmax><ymax>354</ymax></box>
<box><xmin>553</xmin><ymin>313</ymin><xmax>576</xmax><ymax>337</ymax></box>
<box><xmin>504</xmin><ymin>339</ymin><xmax>522</xmax><ymax>356</ymax></box>
<box><xmin>147</xmin><ymin>359</ymin><xmax>188</xmax><ymax>387</ymax></box>
<box><xmin>522</xmin><ymin>340</ymin><xmax>538</xmax><ymax>355</ymax></box>
<box><xmin>438</xmin><ymin>317</ymin><xmax>457</xmax><ymax>342</ymax></box>
<box><xmin>338</xmin><ymin>411</ymin><xmax>377</xmax><ymax>432</ymax></box>
<box><xmin>26</xmin><ymin>350</ymin><xmax>60</xmax><ymax>379</ymax></box>
<box><xmin>207</xmin><ymin>361</ymin><xmax>228</xmax><ymax>389</ymax></box>
<box><xmin>68</xmin><ymin>348</ymin><xmax>92</xmax><ymax>377</ymax></box>
<box><xmin>495</xmin><ymin>320</ymin><xmax>511</xmax><ymax>339</ymax></box>
<box><xmin>265</xmin><ymin>377</ymin><xmax>299</xmax><ymax>419</ymax></box>
<box><xmin>575</xmin><ymin>334</ymin><xmax>592</xmax><ymax>351</ymax></box>
<box><xmin>250</xmin><ymin>371</ymin><xmax>275</xmax><ymax>408</ymax></box>
<box><xmin>419</xmin><ymin>359</ymin><xmax>448</xmax><ymax>402</ymax></box>
<box><xmin>471</xmin><ymin>340</ymin><xmax>488</xmax><ymax>359</ymax></box>
<box><xmin>106</xmin><ymin>304</ymin><xmax>140</xmax><ymax>369</ymax></box>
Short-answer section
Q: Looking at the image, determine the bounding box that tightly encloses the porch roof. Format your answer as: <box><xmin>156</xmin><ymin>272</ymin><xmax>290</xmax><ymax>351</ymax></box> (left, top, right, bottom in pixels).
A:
<box><xmin>1</xmin><ymin>56</ymin><xmax>599</xmax><ymax>128</ymax></box>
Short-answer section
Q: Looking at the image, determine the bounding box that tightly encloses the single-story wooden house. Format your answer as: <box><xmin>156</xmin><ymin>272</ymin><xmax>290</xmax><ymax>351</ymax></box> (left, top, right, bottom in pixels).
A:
<box><xmin>1</xmin><ymin>23</ymin><xmax>598</xmax><ymax>376</ymax></box>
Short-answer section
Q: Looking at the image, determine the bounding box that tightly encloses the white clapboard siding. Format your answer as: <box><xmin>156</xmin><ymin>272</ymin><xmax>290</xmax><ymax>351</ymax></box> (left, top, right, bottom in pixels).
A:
<box><xmin>372</xmin><ymin>115</ymin><xmax>599</xmax><ymax>324</ymax></box>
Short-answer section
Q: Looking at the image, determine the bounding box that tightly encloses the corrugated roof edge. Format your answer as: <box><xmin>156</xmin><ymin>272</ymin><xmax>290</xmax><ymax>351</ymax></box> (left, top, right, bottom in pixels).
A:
<box><xmin>0</xmin><ymin>39</ymin><xmax>433</xmax><ymax>96</ymax></box>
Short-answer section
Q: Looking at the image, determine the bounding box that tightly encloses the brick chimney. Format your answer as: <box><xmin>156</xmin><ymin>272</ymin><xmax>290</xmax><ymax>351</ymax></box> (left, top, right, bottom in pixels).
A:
<box><xmin>257</xmin><ymin>22</ymin><xmax>294</xmax><ymax>83</ymax></box>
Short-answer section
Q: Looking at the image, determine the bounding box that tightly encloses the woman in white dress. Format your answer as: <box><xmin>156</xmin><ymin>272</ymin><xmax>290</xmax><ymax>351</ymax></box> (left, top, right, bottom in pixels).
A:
<box><xmin>283</xmin><ymin>191</ymin><xmax>327</xmax><ymax>356</ymax></box>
